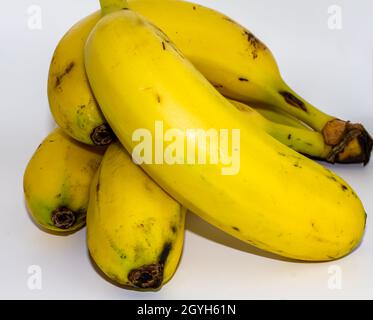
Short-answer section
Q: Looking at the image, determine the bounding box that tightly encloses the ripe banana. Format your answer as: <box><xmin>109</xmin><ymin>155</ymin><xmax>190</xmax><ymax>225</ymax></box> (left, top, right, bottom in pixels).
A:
<box><xmin>47</xmin><ymin>0</ymin><xmax>372</xmax><ymax>163</ymax></box>
<box><xmin>47</xmin><ymin>9</ymin><xmax>351</xmax><ymax>164</ymax></box>
<box><xmin>23</xmin><ymin>128</ymin><xmax>104</xmax><ymax>233</ymax></box>
<box><xmin>127</xmin><ymin>0</ymin><xmax>372</xmax><ymax>164</ymax></box>
<box><xmin>87</xmin><ymin>142</ymin><xmax>185</xmax><ymax>289</ymax></box>
<box><xmin>48</xmin><ymin>12</ymin><xmax>114</xmax><ymax>146</ymax></box>
<box><xmin>85</xmin><ymin>9</ymin><xmax>366</xmax><ymax>261</ymax></box>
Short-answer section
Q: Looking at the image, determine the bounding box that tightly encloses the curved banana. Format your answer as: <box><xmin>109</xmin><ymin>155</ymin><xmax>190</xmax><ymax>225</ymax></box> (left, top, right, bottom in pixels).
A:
<box><xmin>87</xmin><ymin>142</ymin><xmax>185</xmax><ymax>289</ymax></box>
<box><xmin>46</xmin><ymin>9</ymin><xmax>352</xmax><ymax>164</ymax></box>
<box><xmin>48</xmin><ymin>12</ymin><xmax>114</xmax><ymax>146</ymax></box>
<box><xmin>46</xmin><ymin>0</ymin><xmax>372</xmax><ymax>163</ymax></box>
<box><xmin>85</xmin><ymin>9</ymin><xmax>366</xmax><ymax>261</ymax></box>
<box><xmin>23</xmin><ymin>128</ymin><xmax>104</xmax><ymax>233</ymax></box>
<box><xmin>127</xmin><ymin>0</ymin><xmax>372</xmax><ymax>164</ymax></box>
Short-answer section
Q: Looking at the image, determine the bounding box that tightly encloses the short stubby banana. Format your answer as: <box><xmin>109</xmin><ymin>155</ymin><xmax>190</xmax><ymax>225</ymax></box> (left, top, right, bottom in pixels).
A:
<box><xmin>127</xmin><ymin>0</ymin><xmax>372</xmax><ymax>164</ymax></box>
<box><xmin>85</xmin><ymin>9</ymin><xmax>367</xmax><ymax>261</ymax></box>
<box><xmin>48</xmin><ymin>12</ymin><xmax>114</xmax><ymax>146</ymax></box>
<box><xmin>23</xmin><ymin>128</ymin><xmax>104</xmax><ymax>233</ymax></box>
<box><xmin>87</xmin><ymin>142</ymin><xmax>186</xmax><ymax>289</ymax></box>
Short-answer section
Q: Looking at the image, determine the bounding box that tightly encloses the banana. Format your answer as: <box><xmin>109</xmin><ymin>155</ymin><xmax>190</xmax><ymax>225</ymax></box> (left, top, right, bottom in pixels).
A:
<box><xmin>127</xmin><ymin>0</ymin><xmax>372</xmax><ymax>165</ymax></box>
<box><xmin>230</xmin><ymin>100</ymin><xmax>335</xmax><ymax>161</ymax></box>
<box><xmin>87</xmin><ymin>142</ymin><xmax>185</xmax><ymax>289</ymax></box>
<box><xmin>23</xmin><ymin>128</ymin><xmax>104</xmax><ymax>233</ymax></box>
<box><xmin>48</xmin><ymin>12</ymin><xmax>114</xmax><ymax>146</ymax></box>
<box><xmin>47</xmin><ymin>0</ymin><xmax>372</xmax><ymax>163</ymax></box>
<box><xmin>85</xmin><ymin>9</ymin><xmax>366</xmax><ymax>261</ymax></box>
<box><xmin>46</xmin><ymin>9</ymin><xmax>351</xmax><ymax>164</ymax></box>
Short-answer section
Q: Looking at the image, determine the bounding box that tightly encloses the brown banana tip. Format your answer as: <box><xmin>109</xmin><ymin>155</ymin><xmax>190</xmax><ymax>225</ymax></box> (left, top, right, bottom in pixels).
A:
<box><xmin>51</xmin><ymin>207</ymin><xmax>77</xmax><ymax>230</ymax></box>
<box><xmin>128</xmin><ymin>264</ymin><xmax>164</xmax><ymax>290</ymax></box>
<box><xmin>90</xmin><ymin>124</ymin><xmax>115</xmax><ymax>146</ymax></box>
<box><xmin>323</xmin><ymin>120</ymin><xmax>373</xmax><ymax>165</ymax></box>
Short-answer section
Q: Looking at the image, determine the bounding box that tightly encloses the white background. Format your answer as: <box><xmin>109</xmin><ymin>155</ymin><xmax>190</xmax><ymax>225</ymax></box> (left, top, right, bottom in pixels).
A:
<box><xmin>0</xmin><ymin>0</ymin><xmax>372</xmax><ymax>299</ymax></box>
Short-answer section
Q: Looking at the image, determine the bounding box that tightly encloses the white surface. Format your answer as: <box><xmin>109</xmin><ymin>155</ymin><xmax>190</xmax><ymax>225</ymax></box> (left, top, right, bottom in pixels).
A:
<box><xmin>0</xmin><ymin>0</ymin><xmax>372</xmax><ymax>300</ymax></box>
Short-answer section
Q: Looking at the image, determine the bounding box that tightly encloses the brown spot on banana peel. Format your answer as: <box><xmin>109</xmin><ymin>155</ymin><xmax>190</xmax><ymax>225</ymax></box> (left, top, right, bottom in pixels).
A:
<box><xmin>158</xmin><ymin>242</ymin><xmax>172</xmax><ymax>265</ymax></box>
<box><xmin>127</xmin><ymin>242</ymin><xmax>172</xmax><ymax>289</ymax></box>
<box><xmin>324</xmin><ymin>120</ymin><xmax>373</xmax><ymax>165</ymax></box>
<box><xmin>162</xmin><ymin>41</ymin><xmax>166</xmax><ymax>50</ymax></box>
<box><xmin>156</xmin><ymin>94</ymin><xmax>161</xmax><ymax>103</ymax></box>
<box><xmin>279</xmin><ymin>91</ymin><xmax>308</xmax><ymax>112</ymax></box>
<box><xmin>55</xmin><ymin>62</ymin><xmax>75</xmax><ymax>88</ymax></box>
<box><xmin>90</xmin><ymin>124</ymin><xmax>115</xmax><ymax>146</ymax></box>
<box><xmin>244</xmin><ymin>31</ymin><xmax>267</xmax><ymax>60</ymax></box>
<box><xmin>213</xmin><ymin>84</ymin><xmax>224</xmax><ymax>89</ymax></box>
<box><xmin>128</xmin><ymin>264</ymin><xmax>164</xmax><ymax>289</ymax></box>
<box><xmin>51</xmin><ymin>207</ymin><xmax>77</xmax><ymax>229</ymax></box>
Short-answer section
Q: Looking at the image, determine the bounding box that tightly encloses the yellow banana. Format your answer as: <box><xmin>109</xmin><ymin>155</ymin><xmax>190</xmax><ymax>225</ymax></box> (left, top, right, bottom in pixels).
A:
<box><xmin>85</xmin><ymin>9</ymin><xmax>366</xmax><ymax>261</ymax></box>
<box><xmin>48</xmin><ymin>12</ymin><xmax>114</xmax><ymax>146</ymax></box>
<box><xmin>47</xmin><ymin>0</ymin><xmax>371</xmax><ymax>163</ymax></box>
<box><xmin>127</xmin><ymin>0</ymin><xmax>372</xmax><ymax>165</ymax></box>
<box><xmin>23</xmin><ymin>128</ymin><xmax>104</xmax><ymax>233</ymax></box>
<box><xmin>87</xmin><ymin>142</ymin><xmax>185</xmax><ymax>289</ymax></box>
<box><xmin>47</xmin><ymin>9</ymin><xmax>351</xmax><ymax>163</ymax></box>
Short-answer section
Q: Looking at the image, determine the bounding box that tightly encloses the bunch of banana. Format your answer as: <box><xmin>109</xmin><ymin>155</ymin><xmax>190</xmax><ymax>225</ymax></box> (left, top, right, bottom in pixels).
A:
<box><xmin>23</xmin><ymin>0</ymin><xmax>371</xmax><ymax>291</ymax></box>
<box><xmin>24</xmin><ymin>130</ymin><xmax>184</xmax><ymax>289</ymax></box>
<box><xmin>49</xmin><ymin>0</ymin><xmax>372</xmax><ymax>164</ymax></box>
<box><xmin>86</xmin><ymin>5</ymin><xmax>367</xmax><ymax>262</ymax></box>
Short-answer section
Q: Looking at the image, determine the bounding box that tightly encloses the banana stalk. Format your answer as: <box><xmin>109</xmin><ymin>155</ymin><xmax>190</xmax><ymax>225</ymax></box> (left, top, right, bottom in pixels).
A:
<box><xmin>230</xmin><ymin>100</ymin><xmax>335</xmax><ymax>161</ymax></box>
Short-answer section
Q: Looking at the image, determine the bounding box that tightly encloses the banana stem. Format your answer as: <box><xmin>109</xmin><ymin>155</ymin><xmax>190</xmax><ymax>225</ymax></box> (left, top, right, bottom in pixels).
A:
<box><xmin>100</xmin><ymin>0</ymin><xmax>129</xmax><ymax>16</ymax></box>
<box><xmin>268</xmin><ymin>80</ymin><xmax>373</xmax><ymax>164</ymax></box>
<box><xmin>230</xmin><ymin>99</ymin><xmax>334</xmax><ymax>162</ymax></box>
<box><xmin>271</xmin><ymin>80</ymin><xmax>333</xmax><ymax>132</ymax></box>
<box><xmin>266</xmin><ymin>123</ymin><xmax>332</xmax><ymax>161</ymax></box>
